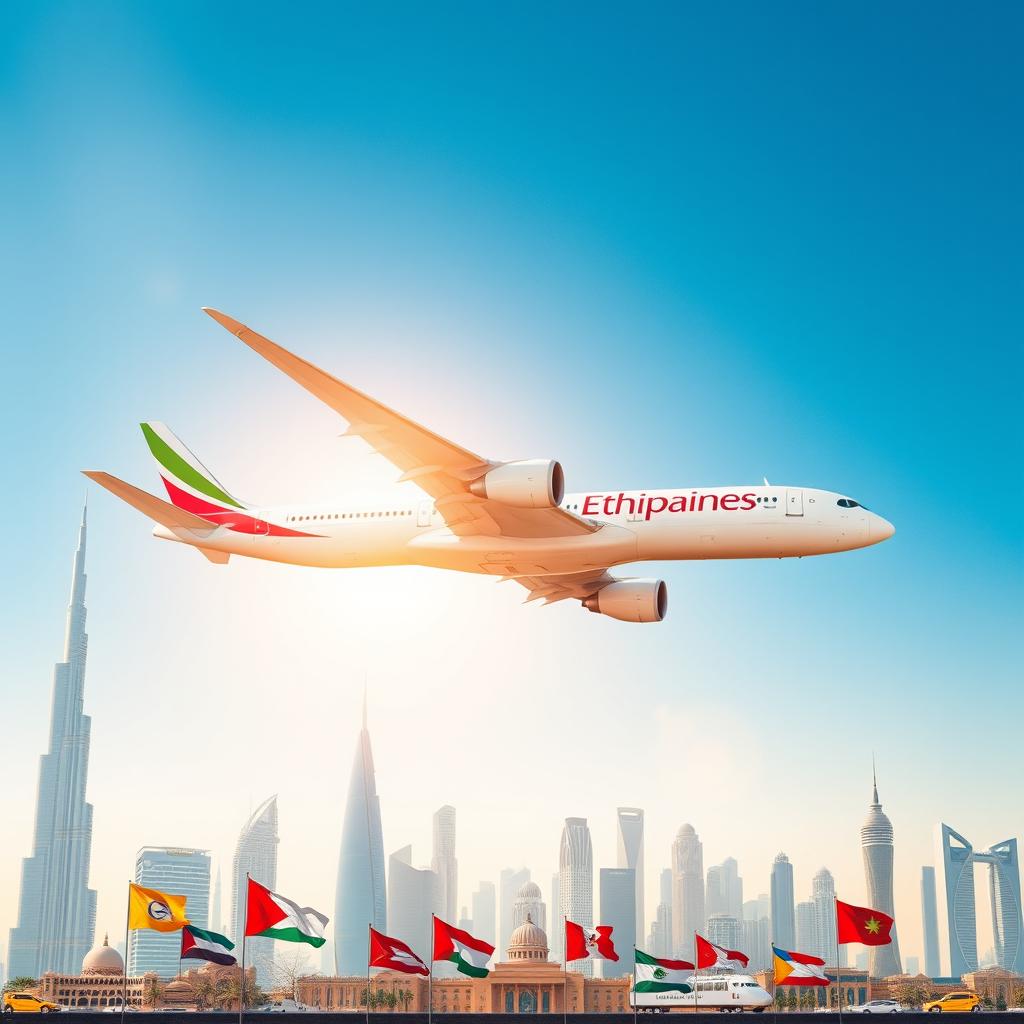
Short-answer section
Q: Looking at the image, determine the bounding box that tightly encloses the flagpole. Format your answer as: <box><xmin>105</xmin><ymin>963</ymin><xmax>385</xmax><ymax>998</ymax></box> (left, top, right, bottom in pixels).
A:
<box><xmin>770</xmin><ymin>939</ymin><xmax>778</xmax><ymax>1024</ymax></box>
<box><xmin>239</xmin><ymin>873</ymin><xmax>249</xmax><ymax>1024</ymax></box>
<box><xmin>366</xmin><ymin>924</ymin><xmax>371</xmax><ymax>1024</ymax></box>
<box><xmin>428</xmin><ymin>914</ymin><xmax>434</xmax><ymax>1024</ymax></box>
<box><xmin>834</xmin><ymin>898</ymin><xmax>843</xmax><ymax>1024</ymax></box>
<box><xmin>562</xmin><ymin>916</ymin><xmax>568</xmax><ymax>1024</ymax></box>
<box><xmin>121</xmin><ymin>881</ymin><xmax>131</xmax><ymax>1024</ymax></box>
<box><xmin>693</xmin><ymin>932</ymin><xmax>698</xmax><ymax>1015</ymax></box>
<box><xmin>632</xmin><ymin>945</ymin><xmax>637</xmax><ymax>1024</ymax></box>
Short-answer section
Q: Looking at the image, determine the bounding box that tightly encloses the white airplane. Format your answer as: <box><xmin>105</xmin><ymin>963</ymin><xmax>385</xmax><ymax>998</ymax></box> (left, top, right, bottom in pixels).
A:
<box><xmin>84</xmin><ymin>308</ymin><xmax>895</xmax><ymax>623</ymax></box>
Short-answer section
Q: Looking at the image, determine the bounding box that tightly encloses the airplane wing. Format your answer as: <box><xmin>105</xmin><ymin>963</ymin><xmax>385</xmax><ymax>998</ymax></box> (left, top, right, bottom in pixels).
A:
<box><xmin>203</xmin><ymin>308</ymin><xmax>597</xmax><ymax>540</ymax></box>
<box><xmin>511</xmin><ymin>568</ymin><xmax>615</xmax><ymax>605</ymax></box>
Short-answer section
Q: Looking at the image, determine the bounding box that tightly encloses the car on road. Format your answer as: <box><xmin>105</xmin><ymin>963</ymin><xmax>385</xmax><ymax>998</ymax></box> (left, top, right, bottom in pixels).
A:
<box><xmin>849</xmin><ymin>1000</ymin><xmax>904</xmax><ymax>1013</ymax></box>
<box><xmin>923</xmin><ymin>992</ymin><xmax>982</xmax><ymax>1013</ymax></box>
<box><xmin>2</xmin><ymin>993</ymin><xmax>62</xmax><ymax>1014</ymax></box>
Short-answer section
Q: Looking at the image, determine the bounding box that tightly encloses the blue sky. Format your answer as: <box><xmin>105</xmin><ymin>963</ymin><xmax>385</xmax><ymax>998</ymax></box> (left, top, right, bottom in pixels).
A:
<box><xmin>1</xmin><ymin>1</ymin><xmax>1021</xmax><ymax>969</ymax></box>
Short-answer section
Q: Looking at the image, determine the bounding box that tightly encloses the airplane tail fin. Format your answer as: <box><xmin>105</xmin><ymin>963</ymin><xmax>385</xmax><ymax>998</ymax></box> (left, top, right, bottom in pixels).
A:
<box><xmin>140</xmin><ymin>421</ymin><xmax>250</xmax><ymax>515</ymax></box>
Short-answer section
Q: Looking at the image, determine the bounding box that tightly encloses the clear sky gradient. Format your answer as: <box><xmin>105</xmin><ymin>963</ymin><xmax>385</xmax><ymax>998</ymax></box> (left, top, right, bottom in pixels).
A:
<box><xmin>1</xmin><ymin>1</ymin><xmax>1021</xmax><ymax>973</ymax></box>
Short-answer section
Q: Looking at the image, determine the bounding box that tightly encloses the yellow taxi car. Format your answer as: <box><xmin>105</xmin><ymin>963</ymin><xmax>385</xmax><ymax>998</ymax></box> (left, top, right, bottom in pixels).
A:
<box><xmin>2</xmin><ymin>992</ymin><xmax>61</xmax><ymax>1013</ymax></box>
<box><xmin>922</xmin><ymin>992</ymin><xmax>982</xmax><ymax>1013</ymax></box>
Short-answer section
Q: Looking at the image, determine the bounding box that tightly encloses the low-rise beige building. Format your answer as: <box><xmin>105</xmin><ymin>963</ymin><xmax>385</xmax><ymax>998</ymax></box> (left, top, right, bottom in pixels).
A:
<box><xmin>37</xmin><ymin>936</ymin><xmax>155</xmax><ymax>1009</ymax></box>
<box><xmin>298</xmin><ymin>915</ymin><xmax>630</xmax><ymax>1013</ymax></box>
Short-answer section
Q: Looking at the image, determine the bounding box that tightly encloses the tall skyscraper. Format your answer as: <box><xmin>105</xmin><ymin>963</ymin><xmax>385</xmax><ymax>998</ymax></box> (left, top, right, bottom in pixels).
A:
<box><xmin>649</xmin><ymin>868</ymin><xmax>673</xmax><ymax>958</ymax></box>
<box><xmin>129</xmin><ymin>847</ymin><xmax>210</xmax><ymax>978</ymax></box>
<box><xmin>707</xmin><ymin>914</ymin><xmax>741</xmax><ymax>950</ymax></box>
<box><xmin>512</xmin><ymin>881</ymin><xmax>546</xmax><ymax>933</ymax></box>
<box><xmin>616</xmin><ymin>808</ymin><xmax>645</xmax><ymax>946</ymax></box>
<box><xmin>861</xmin><ymin>769</ymin><xmax>902</xmax><ymax>976</ymax></box>
<box><xmin>812</xmin><ymin>868</ymin><xmax>840</xmax><ymax>965</ymax></box>
<box><xmin>599</xmin><ymin>868</ymin><xmax>636</xmax><ymax>979</ymax></box>
<box><xmin>921</xmin><ymin>866</ymin><xmax>941</xmax><ymax>978</ymax></box>
<box><xmin>211</xmin><ymin>866</ymin><xmax>223</xmax><ymax>934</ymax></box>
<box><xmin>432</xmin><ymin>805</ymin><xmax>458</xmax><ymax>924</ymax></box>
<box><xmin>796</xmin><ymin>901</ymin><xmax>817</xmax><ymax>957</ymax></box>
<box><xmin>8</xmin><ymin>508</ymin><xmax>98</xmax><ymax>978</ymax></box>
<box><xmin>334</xmin><ymin>699</ymin><xmax>386</xmax><ymax>976</ymax></box>
<box><xmin>934</xmin><ymin>825</ymin><xmax>1024</xmax><ymax>976</ymax></box>
<box><xmin>387</xmin><ymin>846</ymin><xmax>439</xmax><ymax>965</ymax></box>
<box><xmin>559</xmin><ymin>818</ymin><xmax>594</xmax><ymax>975</ymax></box>
<box><xmin>232</xmin><ymin>795</ymin><xmax>279</xmax><ymax>987</ymax></box>
<box><xmin>499</xmin><ymin>868</ymin><xmax>531</xmax><ymax>960</ymax></box>
<box><xmin>471</xmin><ymin>882</ymin><xmax>496</xmax><ymax>946</ymax></box>
<box><xmin>770</xmin><ymin>853</ymin><xmax>795</xmax><ymax>951</ymax></box>
<box><xmin>706</xmin><ymin>858</ymin><xmax>743</xmax><ymax>923</ymax></box>
<box><xmin>742</xmin><ymin>916</ymin><xmax>771</xmax><ymax>973</ymax></box>
<box><xmin>671</xmin><ymin>825</ymin><xmax>704</xmax><ymax>962</ymax></box>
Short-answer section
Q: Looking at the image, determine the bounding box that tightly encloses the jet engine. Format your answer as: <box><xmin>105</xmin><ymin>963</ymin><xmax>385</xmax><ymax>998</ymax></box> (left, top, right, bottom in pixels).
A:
<box><xmin>468</xmin><ymin>459</ymin><xmax>564</xmax><ymax>508</ymax></box>
<box><xmin>582</xmin><ymin>579</ymin><xmax>668</xmax><ymax>623</ymax></box>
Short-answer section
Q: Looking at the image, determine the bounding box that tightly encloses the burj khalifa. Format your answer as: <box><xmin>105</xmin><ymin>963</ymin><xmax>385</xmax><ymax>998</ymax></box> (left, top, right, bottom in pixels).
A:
<box><xmin>8</xmin><ymin>506</ymin><xmax>98</xmax><ymax>977</ymax></box>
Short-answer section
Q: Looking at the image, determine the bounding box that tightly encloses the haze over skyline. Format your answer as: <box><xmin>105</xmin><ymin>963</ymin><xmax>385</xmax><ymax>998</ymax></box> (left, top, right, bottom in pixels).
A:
<box><xmin>1</xmin><ymin>0</ymin><xmax>1021</xmax><ymax>981</ymax></box>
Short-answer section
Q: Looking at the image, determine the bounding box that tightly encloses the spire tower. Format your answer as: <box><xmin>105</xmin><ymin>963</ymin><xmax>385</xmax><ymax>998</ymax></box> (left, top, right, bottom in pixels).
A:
<box><xmin>8</xmin><ymin>505</ymin><xmax>98</xmax><ymax>976</ymax></box>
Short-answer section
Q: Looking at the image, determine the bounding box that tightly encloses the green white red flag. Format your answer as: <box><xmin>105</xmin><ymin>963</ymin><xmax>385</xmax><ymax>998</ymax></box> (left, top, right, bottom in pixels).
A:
<box><xmin>433</xmin><ymin>917</ymin><xmax>494</xmax><ymax>978</ymax></box>
<box><xmin>243</xmin><ymin>877</ymin><xmax>328</xmax><ymax>947</ymax></box>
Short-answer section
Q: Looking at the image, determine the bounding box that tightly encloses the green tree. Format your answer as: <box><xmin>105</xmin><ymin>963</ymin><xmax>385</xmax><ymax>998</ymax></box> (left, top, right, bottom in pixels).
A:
<box><xmin>143</xmin><ymin>978</ymin><xmax>163</xmax><ymax>1008</ymax></box>
<box><xmin>2</xmin><ymin>978</ymin><xmax>38</xmax><ymax>994</ymax></box>
<box><xmin>399</xmin><ymin>988</ymin><xmax>413</xmax><ymax>1011</ymax></box>
<box><xmin>786</xmin><ymin>989</ymin><xmax>798</xmax><ymax>1011</ymax></box>
<box><xmin>190</xmin><ymin>975</ymin><xmax>216</xmax><ymax>1011</ymax></box>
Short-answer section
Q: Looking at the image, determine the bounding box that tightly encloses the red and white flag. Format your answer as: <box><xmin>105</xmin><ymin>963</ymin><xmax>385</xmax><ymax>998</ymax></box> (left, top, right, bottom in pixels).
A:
<box><xmin>565</xmin><ymin>921</ymin><xmax>618</xmax><ymax>962</ymax></box>
<box><xmin>696</xmin><ymin>933</ymin><xmax>749</xmax><ymax>969</ymax></box>
<box><xmin>369</xmin><ymin>927</ymin><xmax>429</xmax><ymax>976</ymax></box>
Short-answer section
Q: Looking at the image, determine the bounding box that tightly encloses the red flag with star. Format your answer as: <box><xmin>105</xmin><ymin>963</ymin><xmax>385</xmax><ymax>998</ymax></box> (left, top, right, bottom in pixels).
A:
<box><xmin>835</xmin><ymin>900</ymin><xmax>894</xmax><ymax>946</ymax></box>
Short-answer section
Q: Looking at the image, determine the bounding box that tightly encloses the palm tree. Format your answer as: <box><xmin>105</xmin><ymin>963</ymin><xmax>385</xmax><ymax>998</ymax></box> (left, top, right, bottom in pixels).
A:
<box><xmin>3</xmin><ymin>977</ymin><xmax>38</xmax><ymax>994</ymax></box>
<box><xmin>399</xmin><ymin>989</ymin><xmax>413</xmax><ymax>1012</ymax></box>
<box><xmin>190</xmin><ymin>975</ymin><xmax>216</xmax><ymax>1010</ymax></box>
<box><xmin>143</xmin><ymin>978</ymin><xmax>163</xmax><ymax>1009</ymax></box>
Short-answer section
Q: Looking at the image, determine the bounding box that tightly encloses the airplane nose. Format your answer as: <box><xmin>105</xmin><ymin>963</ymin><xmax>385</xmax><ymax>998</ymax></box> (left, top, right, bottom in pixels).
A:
<box><xmin>872</xmin><ymin>515</ymin><xmax>895</xmax><ymax>542</ymax></box>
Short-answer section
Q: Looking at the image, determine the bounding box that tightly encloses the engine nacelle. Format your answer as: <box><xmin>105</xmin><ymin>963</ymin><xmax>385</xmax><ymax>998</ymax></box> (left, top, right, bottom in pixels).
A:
<box><xmin>583</xmin><ymin>579</ymin><xmax>668</xmax><ymax>623</ymax></box>
<box><xmin>469</xmin><ymin>459</ymin><xmax>564</xmax><ymax>509</ymax></box>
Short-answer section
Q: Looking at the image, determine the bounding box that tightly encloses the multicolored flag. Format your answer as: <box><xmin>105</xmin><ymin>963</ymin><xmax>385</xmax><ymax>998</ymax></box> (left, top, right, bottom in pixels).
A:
<box><xmin>696</xmin><ymin>933</ymin><xmax>749</xmax><ymax>969</ymax></box>
<box><xmin>772</xmin><ymin>945</ymin><xmax>830</xmax><ymax>987</ymax></box>
<box><xmin>181</xmin><ymin>925</ymin><xmax>237</xmax><ymax>966</ymax></box>
<box><xmin>244</xmin><ymin>878</ymin><xmax>328</xmax><ymax>947</ymax></box>
<box><xmin>433</xmin><ymin>917</ymin><xmax>495</xmax><ymax>978</ymax></box>
<box><xmin>369</xmin><ymin>928</ymin><xmax>430</xmax><ymax>976</ymax></box>
<box><xmin>835</xmin><ymin>900</ymin><xmax>894</xmax><ymax>947</ymax></box>
<box><xmin>127</xmin><ymin>883</ymin><xmax>189</xmax><ymax>933</ymax></box>
<box><xmin>634</xmin><ymin>948</ymin><xmax>694</xmax><ymax>993</ymax></box>
<box><xmin>565</xmin><ymin>921</ymin><xmax>618</xmax><ymax>962</ymax></box>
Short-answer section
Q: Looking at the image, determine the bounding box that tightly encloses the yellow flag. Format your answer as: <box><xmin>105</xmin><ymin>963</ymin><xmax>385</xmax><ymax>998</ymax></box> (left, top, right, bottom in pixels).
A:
<box><xmin>128</xmin><ymin>883</ymin><xmax>189</xmax><ymax>932</ymax></box>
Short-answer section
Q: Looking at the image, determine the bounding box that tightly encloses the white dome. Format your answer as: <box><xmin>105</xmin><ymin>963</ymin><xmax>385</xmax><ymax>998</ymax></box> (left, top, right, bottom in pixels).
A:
<box><xmin>82</xmin><ymin>936</ymin><xmax>124</xmax><ymax>976</ymax></box>
<box><xmin>507</xmin><ymin>914</ymin><xmax>549</xmax><ymax>961</ymax></box>
<box><xmin>517</xmin><ymin>881</ymin><xmax>542</xmax><ymax>899</ymax></box>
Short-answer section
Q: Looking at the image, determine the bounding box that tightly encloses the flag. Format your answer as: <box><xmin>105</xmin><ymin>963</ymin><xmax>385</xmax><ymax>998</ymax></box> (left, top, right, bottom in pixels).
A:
<box><xmin>772</xmin><ymin>945</ymin><xmax>829</xmax><ymax>987</ymax></box>
<box><xmin>181</xmin><ymin>925</ymin><xmax>237</xmax><ymax>966</ymax></box>
<box><xmin>433</xmin><ymin>917</ymin><xmax>494</xmax><ymax>978</ymax></box>
<box><xmin>835</xmin><ymin>900</ymin><xmax>894</xmax><ymax>947</ymax></box>
<box><xmin>634</xmin><ymin>948</ymin><xmax>694</xmax><ymax>993</ymax></box>
<box><xmin>244</xmin><ymin>877</ymin><xmax>328</xmax><ymax>947</ymax></box>
<box><xmin>565</xmin><ymin>921</ymin><xmax>618</xmax><ymax>962</ymax></box>
<box><xmin>369</xmin><ymin>928</ymin><xmax>429</xmax><ymax>976</ymax></box>
<box><xmin>127</xmin><ymin>883</ymin><xmax>189</xmax><ymax>932</ymax></box>
<box><xmin>696</xmin><ymin>933</ymin><xmax>749</xmax><ymax>969</ymax></box>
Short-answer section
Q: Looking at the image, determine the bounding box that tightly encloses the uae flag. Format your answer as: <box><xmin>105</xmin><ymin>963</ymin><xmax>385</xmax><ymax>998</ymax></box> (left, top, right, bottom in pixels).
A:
<box><xmin>433</xmin><ymin>917</ymin><xmax>494</xmax><ymax>978</ymax></box>
<box><xmin>836</xmin><ymin>900</ymin><xmax>894</xmax><ymax>946</ymax></box>
<box><xmin>696</xmin><ymin>933</ymin><xmax>749</xmax><ymax>969</ymax></box>
<box><xmin>181</xmin><ymin>925</ymin><xmax>237</xmax><ymax>966</ymax></box>
<box><xmin>634</xmin><ymin>948</ymin><xmax>694</xmax><ymax>993</ymax></box>
<box><xmin>244</xmin><ymin>878</ymin><xmax>329</xmax><ymax>948</ymax></box>
<box><xmin>565</xmin><ymin>921</ymin><xmax>618</xmax><ymax>962</ymax></box>
<box><xmin>369</xmin><ymin>928</ymin><xmax>430</xmax><ymax>976</ymax></box>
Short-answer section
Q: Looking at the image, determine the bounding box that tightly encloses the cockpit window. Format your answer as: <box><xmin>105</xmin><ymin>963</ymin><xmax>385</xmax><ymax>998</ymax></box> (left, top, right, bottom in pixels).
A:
<box><xmin>837</xmin><ymin>498</ymin><xmax>869</xmax><ymax>509</ymax></box>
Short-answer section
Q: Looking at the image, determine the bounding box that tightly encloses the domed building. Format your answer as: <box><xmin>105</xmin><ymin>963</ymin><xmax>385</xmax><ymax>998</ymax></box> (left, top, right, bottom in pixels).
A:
<box><xmin>37</xmin><ymin>936</ymin><xmax>155</xmax><ymax>1009</ymax></box>
<box><xmin>299</xmin><ymin>911</ymin><xmax>631</xmax><ymax>1014</ymax></box>
<box><xmin>512</xmin><ymin>881</ymin><xmax>547</xmax><ymax>934</ymax></box>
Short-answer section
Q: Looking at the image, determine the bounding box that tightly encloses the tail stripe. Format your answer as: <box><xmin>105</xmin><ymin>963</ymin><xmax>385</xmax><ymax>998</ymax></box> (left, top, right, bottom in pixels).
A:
<box><xmin>141</xmin><ymin>423</ymin><xmax>243</xmax><ymax>510</ymax></box>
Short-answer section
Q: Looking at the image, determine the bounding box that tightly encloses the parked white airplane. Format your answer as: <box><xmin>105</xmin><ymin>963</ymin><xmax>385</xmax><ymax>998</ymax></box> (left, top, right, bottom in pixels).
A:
<box><xmin>84</xmin><ymin>308</ymin><xmax>894</xmax><ymax>623</ymax></box>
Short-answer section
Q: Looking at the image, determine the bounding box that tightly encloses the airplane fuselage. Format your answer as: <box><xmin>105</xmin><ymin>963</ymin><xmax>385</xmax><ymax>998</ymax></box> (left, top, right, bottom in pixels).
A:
<box><xmin>152</xmin><ymin>484</ymin><xmax>894</xmax><ymax>578</ymax></box>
